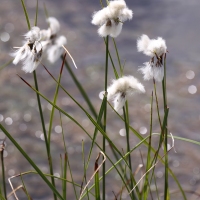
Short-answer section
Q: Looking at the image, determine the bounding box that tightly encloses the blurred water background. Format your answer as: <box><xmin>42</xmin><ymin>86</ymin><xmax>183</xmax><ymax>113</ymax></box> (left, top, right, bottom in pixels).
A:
<box><xmin>1</xmin><ymin>0</ymin><xmax>200</xmax><ymax>199</ymax></box>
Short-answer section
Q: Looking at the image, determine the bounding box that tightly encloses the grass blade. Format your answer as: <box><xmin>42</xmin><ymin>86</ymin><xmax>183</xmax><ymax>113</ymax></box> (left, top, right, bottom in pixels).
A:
<box><xmin>0</xmin><ymin>125</ymin><xmax>64</xmax><ymax>200</ymax></box>
<box><xmin>0</xmin><ymin>59</ymin><xmax>13</xmax><ymax>71</ymax></box>
<box><xmin>0</xmin><ymin>141</ymin><xmax>7</xmax><ymax>200</ymax></box>
<box><xmin>94</xmin><ymin>154</ymin><xmax>101</xmax><ymax>200</ymax></box>
<box><xmin>20</xmin><ymin>0</ymin><xmax>31</xmax><ymax>29</ymax></box>
<box><xmin>63</xmin><ymin>57</ymin><xmax>97</xmax><ymax>119</ymax></box>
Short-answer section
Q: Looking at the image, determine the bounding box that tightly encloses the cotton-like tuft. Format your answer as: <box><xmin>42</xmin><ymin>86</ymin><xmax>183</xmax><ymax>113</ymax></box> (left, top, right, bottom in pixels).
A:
<box><xmin>11</xmin><ymin>27</ymin><xmax>43</xmax><ymax>73</ymax></box>
<box><xmin>47</xmin><ymin>17</ymin><xmax>60</xmax><ymax>35</ymax></box>
<box><xmin>98</xmin><ymin>20</ymin><xmax>123</xmax><ymax>38</ymax></box>
<box><xmin>91</xmin><ymin>8</ymin><xmax>110</xmax><ymax>26</ymax></box>
<box><xmin>139</xmin><ymin>62</ymin><xmax>164</xmax><ymax>82</ymax></box>
<box><xmin>24</xmin><ymin>26</ymin><xmax>41</xmax><ymax>43</ymax></box>
<box><xmin>137</xmin><ymin>35</ymin><xmax>150</xmax><ymax>54</ymax></box>
<box><xmin>120</xmin><ymin>8</ymin><xmax>133</xmax><ymax>21</ymax></box>
<box><xmin>147</xmin><ymin>37</ymin><xmax>167</xmax><ymax>57</ymax></box>
<box><xmin>91</xmin><ymin>0</ymin><xmax>133</xmax><ymax>37</ymax></box>
<box><xmin>137</xmin><ymin>34</ymin><xmax>167</xmax><ymax>57</ymax></box>
<box><xmin>47</xmin><ymin>35</ymin><xmax>67</xmax><ymax>63</ymax></box>
<box><xmin>107</xmin><ymin>76</ymin><xmax>145</xmax><ymax>112</ymax></box>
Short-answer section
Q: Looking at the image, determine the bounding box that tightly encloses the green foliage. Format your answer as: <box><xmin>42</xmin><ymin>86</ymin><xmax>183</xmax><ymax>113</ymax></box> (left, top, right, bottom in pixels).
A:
<box><xmin>1</xmin><ymin>0</ymin><xmax>199</xmax><ymax>200</ymax></box>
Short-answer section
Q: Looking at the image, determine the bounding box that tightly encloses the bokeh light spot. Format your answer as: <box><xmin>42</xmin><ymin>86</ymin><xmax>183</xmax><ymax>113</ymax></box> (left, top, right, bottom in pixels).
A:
<box><xmin>188</xmin><ymin>85</ymin><xmax>197</xmax><ymax>94</ymax></box>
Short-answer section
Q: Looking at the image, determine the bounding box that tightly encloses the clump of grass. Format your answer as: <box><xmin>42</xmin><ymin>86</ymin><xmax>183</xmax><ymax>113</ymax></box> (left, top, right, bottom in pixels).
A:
<box><xmin>1</xmin><ymin>0</ymin><xmax>200</xmax><ymax>200</ymax></box>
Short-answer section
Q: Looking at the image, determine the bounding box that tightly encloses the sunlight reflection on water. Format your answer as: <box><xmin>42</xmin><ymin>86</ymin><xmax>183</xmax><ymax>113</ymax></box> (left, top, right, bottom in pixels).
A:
<box><xmin>188</xmin><ymin>85</ymin><xmax>197</xmax><ymax>94</ymax></box>
<box><xmin>186</xmin><ymin>70</ymin><xmax>195</xmax><ymax>79</ymax></box>
<box><xmin>5</xmin><ymin>117</ymin><xmax>13</xmax><ymax>125</ymax></box>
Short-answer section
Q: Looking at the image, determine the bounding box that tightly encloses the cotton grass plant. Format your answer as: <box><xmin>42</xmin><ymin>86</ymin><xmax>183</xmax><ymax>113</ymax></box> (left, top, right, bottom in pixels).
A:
<box><xmin>0</xmin><ymin>0</ymin><xmax>200</xmax><ymax>200</ymax></box>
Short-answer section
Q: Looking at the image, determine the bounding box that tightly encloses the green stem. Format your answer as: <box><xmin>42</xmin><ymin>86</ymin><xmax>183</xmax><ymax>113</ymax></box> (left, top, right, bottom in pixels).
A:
<box><xmin>123</xmin><ymin>103</ymin><xmax>135</xmax><ymax>200</ymax></box>
<box><xmin>103</xmin><ymin>35</ymin><xmax>109</xmax><ymax>200</ymax></box>
<box><xmin>0</xmin><ymin>143</ymin><xmax>7</xmax><ymax>200</ymax></box>
<box><xmin>0</xmin><ymin>125</ymin><xmax>64</xmax><ymax>200</ymax></box>
<box><xmin>63</xmin><ymin>57</ymin><xmax>97</xmax><ymax>119</ymax></box>
<box><xmin>33</xmin><ymin>71</ymin><xmax>57</xmax><ymax>200</ymax></box>
<box><xmin>47</xmin><ymin>56</ymin><xmax>66</xmax><ymax>200</ymax></box>
<box><xmin>33</xmin><ymin>70</ymin><xmax>48</xmax><ymax>159</ymax></box>
<box><xmin>112</xmin><ymin>38</ymin><xmax>123</xmax><ymax>76</ymax></box>
<box><xmin>153</xmin><ymin>78</ymin><xmax>162</xmax><ymax>129</ymax></box>
<box><xmin>142</xmin><ymin>92</ymin><xmax>153</xmax><ymax>200</ymax></box>
<box><xmin>162</xmin><ymin>53</ymin><xmax>169</xmax><ymax>200</ymax></box>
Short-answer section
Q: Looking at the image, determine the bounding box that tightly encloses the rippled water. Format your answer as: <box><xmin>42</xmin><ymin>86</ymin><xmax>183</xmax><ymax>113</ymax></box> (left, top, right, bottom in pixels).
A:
<box><xmin>1</xmin><ymin>0</ymin><xmax>200</xmax><ymax>199</ymax></box>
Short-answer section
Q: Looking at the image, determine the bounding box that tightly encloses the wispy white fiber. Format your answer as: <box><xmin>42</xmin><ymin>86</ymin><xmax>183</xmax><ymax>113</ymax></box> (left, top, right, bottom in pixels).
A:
<box><xmin>137</xmin><ymin>34</ymin><xmax>167</xmax><ymax>82</ymax></box>
<box><xmin>41</xmin><ymin>17</ymin><xmax>67</xmax><ymax>63</ymax></box>
<box><xmin>24</xmin><ymin>26</ymin><xmax>41</xmax><ymax>42</ymax></box>
<box><xmin>98</xmin><ymin>20</ymin><xmax>123</xmax><ymax>37</ymax></box>
<box><xmin>11</xmin><ymin>26</ymin><xmax>43</xmax><ymax>73</ymax></box>
<box><xmin>22</xmin><ymin>42</ymin><xmax>43</xmax><ymax>73</ymax></box>
<box><xmin>47</xmin><ymin>35</ymin><xmax>67</xmax><ymax>63</ymax></box>
<box><xmin>107</xmin><ymin>76</ymin><xmax>145</xmax><ymax>112</ymax></box>
<box><xmin>138</xmin><ymin>62</ymin><xmax>164</xmax><ymax>82</ymax></box>
<box><xmin>47</xmin><ymin>17</ymin><xmax>60</xmax><ymax>35</ymax></box>
<box><xmin>137</xmin><ymin>34</ymin><xmax>167</xmax><ymax>57</ymax></box>
<box><xmin>91</xmin><ymin>0</ymin><xmax>133</xmax><ymax>37</ymax></box>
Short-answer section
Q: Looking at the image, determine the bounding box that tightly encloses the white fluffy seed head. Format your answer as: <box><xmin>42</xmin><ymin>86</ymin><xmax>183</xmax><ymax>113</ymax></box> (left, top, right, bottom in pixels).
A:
<box><xmin>147</xmin><ymin>37</ymin><xmax>167</xmax><ymax>57</ymax></box>
<box><xmin>55</xmin><ymin>35</ymin><xmax>67</xmax><ymax>46</ymax></box>
<box><xmin>120</xmin><ymin>7</ymin><xmax>133</xmax><ymax>21</ymax></box>
<box><xmin>91</xmin><ymin>0</ymin><xmax>133</xmax><ymax>38</ymax></box>
<box><xmin>139</xmin><ymin>62</ymin><xmax>164</xmax><ymax>82</ymax></box>
<box><xmin>137</xmin><ymin>34</ymin><xmax>167</xmax><ymax>57</ymax></box>
<box><xmin>24</xmin><ymin>26</ymin><xmax>41</xmax><ymax>43</ymax></box>
<box><xmin>47</xmin><ymin>17</ymin><xmax>60</xmax><ymax>35</ymax></box>
<box><xmin>108</xmin><ymin>0</ymin><xmax>126</xmax><ymax>18</ymax></box>
<box><xmin>11</xmin><ymin>44</ymin><xmax>28</xmax><ymax>65</ymax></box>
<box><xmin>46</xmin><ymin>36</ymin><xmax>67</xmax><ymax>63</ymax></box>
<box><xmin>107</xmin><ymin>76</ymin><xmax>145</xmax><ymax>112</ymax></box>
<box><xmin>21</xmin><ymin>42</ymin><xmax>43</xmax><ymax>73</ymax></box>
<box><xmin>91</xmin><ymin>8</ymin><xmax>109</xmax><ymax>26</ymax></box>
<box><xmin>40</xmin><ymin>29</ymin><xmax>51</xmax><ymax>41</ymax></box>
<box><xmin>113</xmin><ymin>93</ymin><xmax>126</xmax><ymax>113</ymax></box>
<box><xmin>137</xmin><ymin>34</ymin><xmax>150</xmax><ymax>53</ymax></box>
<box><xmin>97</xmin><ymin>20</ymin><xmax>122</xmax><ymax>37</ymax></box>
<box><xmin>107</xmin><ymin>75</ymin><xmax>145</xmax><ymax>100</ymax></box>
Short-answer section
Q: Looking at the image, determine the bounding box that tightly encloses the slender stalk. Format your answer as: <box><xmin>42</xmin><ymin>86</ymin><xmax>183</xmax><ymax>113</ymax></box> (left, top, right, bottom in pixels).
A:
<box><xmin>63</xmin><ymin>58</ymin><xmax>97</xmax><ymax>119</ymax></box>
<box><xmin>33</xmin><ymin>70</ymin><xmax>48</xmax><ymax>154</ymax></box>
<box><xmin>33</xmin><ymin>71</ymin><xmax>57</xmax><ymax>200</ymax></box>
<box><xmin>123</xmin><ymin>103</ymin><xmax>135</xmax><ymax>200</ymax></box>
<box><xmin>68</xmin><ymin>157</ymin><xmax>78</xmax><ymax>200</ymax></box>
<box><xmin>142</xmin><ymin>92</ymin><xmax>153</xmax><ymax>200</ymax></box>
<box><xmin>153</xmin><ymin>78</ymin><xmax>162</xmax><ymax>129</ymax></box>
<box><xmin>102</xmin><ymin>35</ymin><xmax>109</xmax><ymax>200</ymax></box>
<box><xmin>86</xmin><ymin>97</ymin><xmax>106</xmax><ymax>168</ymax></box>
<box><xmin>20</xmin><ymin>174</ymin><xmax>32</xmax><ymax>200</ymax></box>
<box><xmin>162</xmin><ymin>53</ymin><xmax>169</xmax><ymax>200</ymax></box>
<box><xmin>82</xmin><ymin>141</ymin><xmax>90</xmax><ymax>200</ymax></box>
<box><xmin>103</xmin><ymin>38</ymin><xmax>119</xmax><ymax>79</ymax></box>
<box><xmin>0</xmin><ymin>125</ymin><xmax>64</xmax><ymax>200</ymax></box>
<box><xmin>59</xmin><ymin>112</ymin><xmax>67</xmax><ymax>199</ymax></box>
<box><xmin>94</xmin><ymin>154</ymin><xmax>101</xmax><ymax>200</ymax></box>
<box><xmin>20</xmin><ymin>0</ymin><xmax>57</xmax><ymax>198</ymax></box>
<box><xmin>112</xmin><ymin>38</ymin><xmax>123</xmax><ymax>76</ymax></box>
<box><xmin>0</xmin><ymin>142</ymin><xmax>7</xmax><ymax>200</ymax></box>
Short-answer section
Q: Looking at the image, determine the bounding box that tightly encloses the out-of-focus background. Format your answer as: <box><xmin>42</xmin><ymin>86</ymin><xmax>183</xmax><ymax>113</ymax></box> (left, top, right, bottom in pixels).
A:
<box><xmin>0</xmin><ymin>0</ymin><xmax>200</xmax><ymax>199</ymax></box>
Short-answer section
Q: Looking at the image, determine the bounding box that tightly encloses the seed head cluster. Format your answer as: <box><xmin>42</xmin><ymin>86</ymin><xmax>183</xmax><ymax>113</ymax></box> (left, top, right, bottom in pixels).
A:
<box><xmin>91</xmin><ymin>0</ymin><xmax>133</xmax><ymax>38</ymax></box>
<box><xmin>11</xmin><ymin>17</ymin><xmax>67</xmax><ymax>73</ymax></box>
<box><xmin>137</xmin><ymin>34</ymin><xmax>167</xmax><ymax>82</ymax></box>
